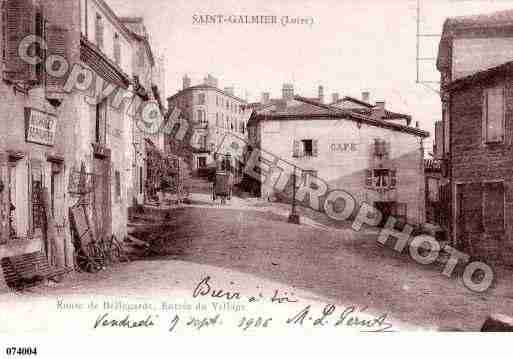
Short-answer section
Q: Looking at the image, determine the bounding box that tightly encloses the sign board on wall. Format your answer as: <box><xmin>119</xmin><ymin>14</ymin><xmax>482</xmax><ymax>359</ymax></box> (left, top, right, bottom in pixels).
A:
<box><xmin>25</xmin><ymin>108</ymin><xmax>57</xmax><ymax>146</ymax></box>
<box><xmin>330</xmin><ymin>143</ymin><xmax>358</xmax><ymax>153</ymax></box>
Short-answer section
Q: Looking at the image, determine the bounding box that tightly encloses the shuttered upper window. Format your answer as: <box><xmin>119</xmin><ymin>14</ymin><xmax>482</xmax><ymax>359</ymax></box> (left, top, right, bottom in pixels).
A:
<box><xmin>95</xmin><ymin>98</ymin><xmax>108</xmax><ymax>144</ymax></box>
<box><xmin>483</xmin><ymin>85</ymin><xmax>505</xmax><ymax>143</ymax></box>
<box><xmin>293</xmin><ymin>139</ymin><xmax>318</xmax><ymax>158</ymax></box>
<box><xmin>3</xmin><ymin>0</ymin><xmax>37</xmax><ymax>83</ymax></box>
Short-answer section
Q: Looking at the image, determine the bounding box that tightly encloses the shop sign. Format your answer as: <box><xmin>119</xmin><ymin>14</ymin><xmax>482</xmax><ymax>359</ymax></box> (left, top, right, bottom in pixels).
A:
<box><xmin>25</xmin><ymin>108</ymin><xmax>57</xmax><ymax>146</ymax></box>
<box><xmin>330</xmin><ymin>143</ymin><xmax>358</xmax><ymax>152</ymax></box>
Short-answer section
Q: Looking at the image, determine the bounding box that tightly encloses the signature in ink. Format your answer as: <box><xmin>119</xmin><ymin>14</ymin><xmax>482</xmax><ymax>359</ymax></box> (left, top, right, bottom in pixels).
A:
<box><xmin>286</xmin><ymin>305</ymin><xmax>394</xmax><ymax>332</ymax></box>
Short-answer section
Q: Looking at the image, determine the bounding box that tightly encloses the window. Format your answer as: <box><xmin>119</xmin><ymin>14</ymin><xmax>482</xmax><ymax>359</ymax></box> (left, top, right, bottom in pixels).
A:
<box><xmin>1</xmin><ymin>2</ymin><xmax>6</xmax><ymax>61</ymax></box>
<box><xmin>113</xmin><ymin>33</ymin><xmax>121</xmax><ymax>65</ymax></box>
<box><xmin>483</xmin><ymin>85</ymin><xmax>504</xmax><ymax>143</ymax></box>
<box><xmin>293</xmin><ymin>139</ymin><xmax>318</xmax><ymax>158</ymax></box>
<box><xmin>365</xmin><ymin>169</ymin><xmax>397</xmax><ymax>190</ymax></box>
<box><xmin>374</xmin><ymin>139</ymin><xmax>388</xmax><ymax>158</ymax></box>
<box><xmin>7</xmin><ymin>163</ymin><xmax>17</xmax><ymax>240</ymax></box>
<box><xmin>197</xmin><ymin>109</ymin><xmax>206</xmax><ymax>123</ymax></box>
<box><xmin>139</xmin><ymin>166</ymin><xmax>143</xmax><ymax>194</ymax></box>
<box><xmin>115</xmin><ymin>170</ymin><xmax>121</xmax><ymax>199</ymax></box>
<box><xmin>216</xmin><ymin>96</ymin><xmax>219</xmax><ymax>106</ymax></box>
<box><xmin>301</xmin><ymin>170</ymin><xmax>318</xmax><ymax>186</ymax></box>
<box><xmin>198</xmin><ymin>93</ymin><xmax>206</xmax><ymax>105</ymax></box>
<box><xmin>373</xmin><ymin>169</ymin><xmax>389</xmax><ymax>188</ymax></box>
<box><xmin>216</xmin><ymin>113</ymin><xmax>219</xmax><ymax>127</ymax></box>
<box><xmin>200</xmin><ymin>135</ymin><xmax>207</xmax><ymax>149</ymax></box>
<box><xmin>95</xmin><ymin>98</ymin><xmax>107</xmax><ymax>144</ymax></box>
<box><xmin>198</xmin><ymin>157</ymin><xmax>207</xmax><ymax>168</ymax></box>
<box><xmin>95</xmin><ymin>14</ymin><xmax>104</xmax><ymax>49</ymax></box>
<box><xmin>302</xmin><ymin>140</ymin><xmax>313</xmax><ymax>157</ymax></box>
<box><xmin>483</xmin><ymin>181</ymin><xmax>504</xmax><ymax>232</ymax></box>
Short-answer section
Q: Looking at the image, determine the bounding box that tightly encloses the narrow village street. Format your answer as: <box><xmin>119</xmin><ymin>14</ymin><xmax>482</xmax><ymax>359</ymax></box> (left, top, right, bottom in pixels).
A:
<box><xmin>5</xmin><ymin>187</ymin><xmax>513</xmax><ymax>333</ymax></box>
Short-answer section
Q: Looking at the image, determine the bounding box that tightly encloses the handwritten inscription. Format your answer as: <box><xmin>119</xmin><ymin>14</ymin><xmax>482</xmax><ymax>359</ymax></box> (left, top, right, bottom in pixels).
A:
<box><xmin>192</xmin><ymin>276</ymin><xmax>242</xmax><ymax>300</ymax></box>
<box><xmin>89</xmin><ymin>277</ymin><xmax>394</xmax><ymax>333</ymax></box>
<box><xmin>94</xmin><ymin>313</ymin><xmax>155</xmax><ymax>329</ymax></box>
<box><xmin>287</xmin><ymin>305</ymin><xmax>394</xmax><ymax>332</ymax></box>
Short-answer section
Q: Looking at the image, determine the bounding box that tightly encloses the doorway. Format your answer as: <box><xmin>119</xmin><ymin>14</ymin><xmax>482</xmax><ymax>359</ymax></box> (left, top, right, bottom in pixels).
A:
<box><xmin>456</xmin><ymin>183</ymin><xmax>483</xmax><ymax>255</ymax></box>
<box><xmin>93</xmin><ymin>157</ymin><xmax>110</xmax><ymax>241</ymax></box>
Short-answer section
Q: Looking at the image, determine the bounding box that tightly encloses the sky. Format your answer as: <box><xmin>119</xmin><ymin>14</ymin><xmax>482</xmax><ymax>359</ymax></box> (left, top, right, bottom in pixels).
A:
<box><xmin>106</xmin><ymin>0</ymin><xmax>513</xmax><ymax>153</ymax></box>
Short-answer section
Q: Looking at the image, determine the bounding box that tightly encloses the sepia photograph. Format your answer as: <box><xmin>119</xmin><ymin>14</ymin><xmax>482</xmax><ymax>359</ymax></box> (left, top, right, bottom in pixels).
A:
<box><xmin>0</xmin><ymin>0</ymin><xmax>513</xmax><ymax>357</ymax></box>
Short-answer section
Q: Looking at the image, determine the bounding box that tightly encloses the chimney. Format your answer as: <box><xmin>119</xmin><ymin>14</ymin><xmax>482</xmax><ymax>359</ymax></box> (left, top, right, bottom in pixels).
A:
<box><xmin>373</xmin><ymin>100</ymin><xmax>386</xmax><ymax>120</ymax></box>
<box><xmin>318</xmin><ymin>85</ymin><xmax>324</xmax><ymax>104</ymax></box>
<box><xmin>224</xmin><ymin>87</ymin><xmax>234</xmax><ymax>96</ymax></box>
<box><xmin>282</xmin><ymin>83</ymin><xmax>294</xmax><ymax>101</ymax></box>
<box><xmin>332</xmin><ymin>93</ymin><xmax>340</xmax><ymax>104</ymax></box>
<box><xmin>183</xmin><ymin>74</ymin><xmax>191</xmax><ymax>90</ymax></box>
<box><xmin>362</xmin><ymin>91</ymin><xmax>370</xmax><ymax>104</ymax></box>
<box><xmin>261</xmin><ymin>92</ymin><xmax>270</xmax><ymax>104</ymax></box>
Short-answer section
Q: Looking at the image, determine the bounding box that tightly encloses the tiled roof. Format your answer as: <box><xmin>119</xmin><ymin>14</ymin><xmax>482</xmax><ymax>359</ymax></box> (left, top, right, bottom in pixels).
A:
<box><xmin>249</xmin><ymin>96</ymin><xmax>428</xmax><ymax>138</ymax></box>
<box><xmin>445</xmin><ymin>60</ymin><xmax>513</xmax><ymax>92</ymax></box>
<box><xmin>437</xmin><ymin>10</ymin><xmax>513</xmax><ymax>70</ymax></box>
<box><xmin>167</xmin><ymin>85</ymin><xmax>247</xmax><ymax>103</ymax></box>
<box><xmin>331</xmin><ymin>96</ymin><xmax>374</xmax><ymax>108</ymax></box>
<box><xmin>330</xmin><ymin>96</ymin><xmax>412</xmax><ymax>122</ymax></box>
<box><xmin>442</xmin><ymin>9</ymin><xmax>513</xmax><ymax>33</ymax></box>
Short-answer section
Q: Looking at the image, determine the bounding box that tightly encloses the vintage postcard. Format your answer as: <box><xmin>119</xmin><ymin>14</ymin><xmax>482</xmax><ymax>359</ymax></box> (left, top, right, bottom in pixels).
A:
<box><xmin>1</xmin><ymin>0</ymin><xmax>513</xmax><ymax>357</ymax></box>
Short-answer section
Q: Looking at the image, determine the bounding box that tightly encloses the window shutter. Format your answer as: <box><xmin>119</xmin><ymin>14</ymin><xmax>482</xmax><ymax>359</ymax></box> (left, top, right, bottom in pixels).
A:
<box><xmin>46</xmin><ymin>25</ymin><xmax>67</xmax><ymax>92</ymax></box>
<box><xmin>312</xmin><ymin>139</ymin><xmax>319</xmax><ymax>157</ymax></box>
<box><xmin>365</xmin><ymin>169</ymin><xmax>373</xmax><ymax>187</ymax></box>
<box><xmin>390</xmin><ymin>169</ymin><xmax>397</xmax><ymax>189</ymax></box>
<box><xmin>293</xmin><ymin>140</ymin><xmax>300</xmax><ymax>157</ymax></box>
<box><xmin>4</xmin><ymin>0</ymin><xmax>36</xmax><ymax>83</ymax></box>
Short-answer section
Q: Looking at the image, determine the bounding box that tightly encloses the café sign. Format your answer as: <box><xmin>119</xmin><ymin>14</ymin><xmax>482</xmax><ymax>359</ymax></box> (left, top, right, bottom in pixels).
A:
<box><xmin>25</xmin><ymin>108</ymin><xmax>57</xmax><ymax>146</ymax></box>
<box><xmin>330</xmin><ymin>143</ymin><xmax>358</xmax><ymax>153</ymax></box>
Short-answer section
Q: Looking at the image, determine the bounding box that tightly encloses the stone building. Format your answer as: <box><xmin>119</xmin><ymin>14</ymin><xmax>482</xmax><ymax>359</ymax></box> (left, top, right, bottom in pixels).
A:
<box><xmin>437</xmin><ymin>10</ymin><xmax>513</xmax><ymax>264</ymax></box>
<box><xmin>120</xmin><ymin>16</ymin><xmax>165</xmax><ymax>205</ymax></box>
<box><xmin>0</xmin><ymin>0</ymin><xmax>162</xmax><ymax>289</ymax></box>
<box><xmin>247</xmin><ymin>90</ymin><xmax>429</xmax><ymax>226</ymax></box>
<box><xmin>167</xmin><ymin>75</ymin><xmax>249</xmax><ymax>172</ymax></box>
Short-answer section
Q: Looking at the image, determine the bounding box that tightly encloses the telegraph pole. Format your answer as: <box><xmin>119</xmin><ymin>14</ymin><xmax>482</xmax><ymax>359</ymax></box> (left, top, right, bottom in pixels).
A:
<box><xmin>288</xmin><ymin>166</ymin><xmax>300</xmax><ymax>225</ymax></box>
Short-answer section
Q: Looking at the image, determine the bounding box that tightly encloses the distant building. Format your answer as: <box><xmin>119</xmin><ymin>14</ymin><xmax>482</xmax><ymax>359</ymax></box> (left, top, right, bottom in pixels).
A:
<box><xmin>247</xmin><ymin>90</ymin><xmax>429</xmax><ymax>226</ymax></box>
<box><xmin>167</xmin><ymin>75</ymin><xmax>249</xmax><ymax>172</ymax></box>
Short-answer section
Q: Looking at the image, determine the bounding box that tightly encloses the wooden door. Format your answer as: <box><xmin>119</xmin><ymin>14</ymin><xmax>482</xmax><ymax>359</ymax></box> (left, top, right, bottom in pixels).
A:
<box><xmin>457</xmin><ymin>183</ymin><xmax>483</xmax><ymax>255</ymax></box>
